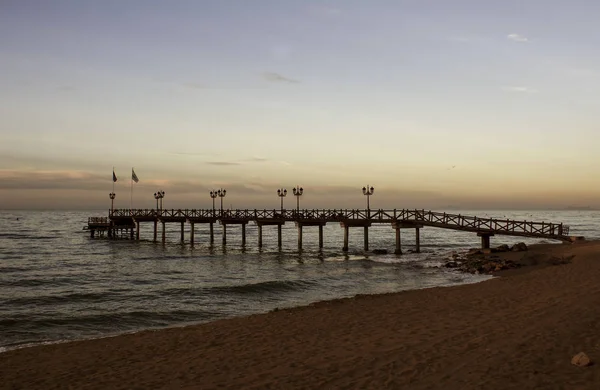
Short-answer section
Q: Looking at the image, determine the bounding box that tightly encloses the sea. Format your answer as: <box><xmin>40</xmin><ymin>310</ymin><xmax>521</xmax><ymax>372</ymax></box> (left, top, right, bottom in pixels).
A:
<box><xmin>1</xmin><ymin>210</ymin><xmax>598</xmax><ymax>352</ymax></box>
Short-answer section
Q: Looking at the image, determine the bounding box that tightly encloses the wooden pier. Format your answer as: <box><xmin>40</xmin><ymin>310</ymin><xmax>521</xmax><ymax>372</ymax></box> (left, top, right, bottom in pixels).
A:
<box><xmin>87</xmin><ymin>209</ymin><xmax>573</xmax><ymax>253</ymax></box>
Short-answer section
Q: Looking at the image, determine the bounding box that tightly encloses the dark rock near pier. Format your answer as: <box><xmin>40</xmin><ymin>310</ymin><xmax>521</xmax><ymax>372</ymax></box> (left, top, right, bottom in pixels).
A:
<box><xmin>511</xmin><ymin>242</ymin><xmax>528</xmax><ymax>252</ymax></box>
<box><xmin>495</xmin><ymin>244</ymin><xmax>510</xmax><ymax>252</ymax></box>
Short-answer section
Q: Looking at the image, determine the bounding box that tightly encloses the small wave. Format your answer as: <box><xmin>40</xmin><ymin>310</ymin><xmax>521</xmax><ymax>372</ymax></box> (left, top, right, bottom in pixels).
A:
<box><xmin>1</xmin><ymin>291</ymin><xmax>122</xmax><ymax>307</ymax></box>
<box><xmin>0</xmin><ymin>309</ymin><xmax>219</xmax><ymax>335</ymax></box>
<box><xmin>0</xmin><ymin>266</ymin><xmax>30</xmax><ymax>273</ymax></box>
<box><xmin>214</xmin><ymin>279</ymin><xmax>316</xmax><ymax>294</ymax></box>
<box><xmin>0</xmin><ymin>277</ymin><xmax>76</xmax><ymax>288</ymax></box>
<box><xmin>162</xmin><ymin>279</ymin><xmax>316</xmax><ymax>297</ymax></box>
<box><xmin>0</xmin><ymin>233</ymin><xmax>33</xmax><ymax>239</ymax></box>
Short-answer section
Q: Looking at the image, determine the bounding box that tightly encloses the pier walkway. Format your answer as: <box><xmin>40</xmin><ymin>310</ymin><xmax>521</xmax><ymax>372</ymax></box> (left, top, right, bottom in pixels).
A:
<box><xmin>87</xmin><ymin>209</ymin><xmax>572</xmax><ymax>254</ymax></box>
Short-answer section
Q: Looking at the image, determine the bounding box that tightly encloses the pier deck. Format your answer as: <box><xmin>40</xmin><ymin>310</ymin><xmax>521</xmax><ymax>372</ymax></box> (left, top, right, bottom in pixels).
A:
<box><xmin>88</xmin><ymin>208</ymin><xmax>573</xmax><ymax>253</ymax></box>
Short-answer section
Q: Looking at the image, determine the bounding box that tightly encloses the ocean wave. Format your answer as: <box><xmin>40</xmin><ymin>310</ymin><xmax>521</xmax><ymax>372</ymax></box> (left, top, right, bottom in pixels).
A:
<box><xmin>215</xmin><ymin>279</ymin><xmax>316</xmax><ymax>294</ymax></box>
<box><xmin>0</xmin><ymin>309</ymin><xmax>219</xmax><ymax>333</ymax></box>
<box><xmin>1</xmin><ymin>291</ymin><xmax>124</xmax><ymax>307</ymax></box>
<box><xmin>162</xmin><ymin>279</ymin><xmax>317</xmax><ymax>297</ymax></box>
<box><xmin>0</xmin><ymin>278</ymin><xmax>70</xmax><ymax>288</ymax></box>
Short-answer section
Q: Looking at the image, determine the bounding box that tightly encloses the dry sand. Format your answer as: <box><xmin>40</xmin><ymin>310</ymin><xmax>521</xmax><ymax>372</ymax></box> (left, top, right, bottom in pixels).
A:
<box><xmin>2</xmin><ymin>241</ymin><xmax>600</xmax><ymax>389</ymax></box>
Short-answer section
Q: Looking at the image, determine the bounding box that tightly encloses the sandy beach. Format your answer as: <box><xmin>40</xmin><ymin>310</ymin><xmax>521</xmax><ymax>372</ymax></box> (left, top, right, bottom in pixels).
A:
<box><xmin>2</xmin><ymin>240</ymin><xmax>600</xmax><ymax>389</ymax></box>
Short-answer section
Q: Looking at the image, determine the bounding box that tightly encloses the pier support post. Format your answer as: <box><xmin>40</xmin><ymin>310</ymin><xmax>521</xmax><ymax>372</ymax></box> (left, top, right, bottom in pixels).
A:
<box><xmin>136</xmin><ymin>221</ymin><xmax>140</xmax><ymax>240</ymax></box>
<box><xmin>364</xmin><ymin>226</ymin><xmax>369</xmax><ymax>251</ymax></box>
<box><xmin>180</xmin><ymin>222</ymin><xmax>184</xmax><ymax>243</ymax></box>
<box><xmin>90</xmin><ymin>229</ymin><xmax>95</xmax><ymax>239</ymax></box>
<box><xmin>161</xmin><ymin>221</ymin><xmax>166</xmax><ymax>244</ymax></box>
<box><xmin>209</xmin><ymin>223</ymin><xmax>214</xmax><ymax>244</ymax></box>
<box><xmin>477</xmin><ymin>232</ymin><xmax>494</xmax><ymax>249</ymax></box>
<box><xmin>415</xmin><ymin>227</ymin><xmax>420</xmax><ymax>253</ymax></box>
<box><xmin>258</xmin><ymin>225</ymin><xmax>263</xmax><ymax>247</ymax></box>
<box><xmin>278</xmin><ymin>225</ymin><xmax>282</xmax><ymax>248</ymax></box>
<box><xmin>298</xmin><ymin>225</ymin><xmax>303</xmax><ymax>251</ymax></box>
<box><xmin>395</xmin><ymin>228</ymin><xmax>402</xmax><ymax>255</ymax></box>
<box><xmin>318</xmin><ymin>225</ymin><xmax>324</xmax><ymax>249</ymax></box>
<box><xmin>242</xmin><ymin>224</ymin><xmax>246</xmax><ymax>246</ymax></box>
<box><xmin>222</xmin><ymin>224</ymin><xmax>227</xmax><ymax>245</ymax></box>
<box><xmin>343</xmin><ymin>226</ymin><xmax>349</xmax><ymax>252</ymax></box>
<box><xmin>130</xmin><ymin>226</ymin><xmax>134</xmax><ymax>240</ymax></box>
<box><xmin>153</xmin><ymin>220</ymin><xmax>157</xmax><ymax>242</ymax></box>
<box><xmin>190</xmin><ymin>222</ymin><xmax>195</xmax><ymax>246</ymax></box>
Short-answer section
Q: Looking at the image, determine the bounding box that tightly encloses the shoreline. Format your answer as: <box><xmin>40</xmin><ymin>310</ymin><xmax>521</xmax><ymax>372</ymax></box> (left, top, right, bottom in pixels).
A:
<box><xmin>2</xmin><ymin>241</ymin><xmax>599</xmax><ymax>389</ymax></box>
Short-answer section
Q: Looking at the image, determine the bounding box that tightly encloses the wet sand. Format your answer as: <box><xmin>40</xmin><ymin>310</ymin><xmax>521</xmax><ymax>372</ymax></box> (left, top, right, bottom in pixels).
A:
<box><xmin>2</xmin><ymin>241</ymin><xmax>600</xmax><ymax>389</ymax></box>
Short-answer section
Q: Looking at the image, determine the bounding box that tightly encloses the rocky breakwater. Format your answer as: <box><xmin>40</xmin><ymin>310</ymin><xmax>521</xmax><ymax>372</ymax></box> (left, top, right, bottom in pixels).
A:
<box><xmin>445</xmin><ymin>242</ymin><xmax>529</xmax><ymax>274</ymax></box>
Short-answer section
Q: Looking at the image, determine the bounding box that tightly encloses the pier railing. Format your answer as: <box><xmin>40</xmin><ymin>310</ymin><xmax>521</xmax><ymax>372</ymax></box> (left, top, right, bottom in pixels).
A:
<box><xmin>88</xmin><ymin>217</ymin><xmax>109</xmax><ymax>224</ymax></box>
<box><xmin>107</xmin><ymin>208</ymin><xmax>570</xmax><ymax>239</ymax></box>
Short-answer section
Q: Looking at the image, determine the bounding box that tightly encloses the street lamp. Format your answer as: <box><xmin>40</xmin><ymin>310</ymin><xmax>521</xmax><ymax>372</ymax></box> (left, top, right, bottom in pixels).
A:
<box><xmin>277</xmin><ymin>188</ymin><xmax>287</xmax><ymax>212</ymax></box>
<box><xmin>217</xmin><ymin>188</ymin><xmax>226</xmax><ymax>214</ymax></box>
<box><xmin>154</xmin><ymin>190</ymin><xmax>165</xmax><ymax>212</ymax></box>
<box><xmin>209</xmin><ymin>190</ymin><xmax>218</xmax><ymax>216</ymax></box>
<box><xmin>109</xmin><ymin>192</ymin><xmax>116</xmax><ymax>212</ymax></box>
<box><xmin>153</xmin><ymin>192</ymin><xmax>160</xmax><ymax>210</ymax></box>
<box><xmin>362</xmin><ymin>185</ymin><xmax>374</xmax><ymax>211</ymax></box>
<box><xmin>293</xmin><ymin>186</ymin><xmax>303</xmax><ymax>213</ymax></box>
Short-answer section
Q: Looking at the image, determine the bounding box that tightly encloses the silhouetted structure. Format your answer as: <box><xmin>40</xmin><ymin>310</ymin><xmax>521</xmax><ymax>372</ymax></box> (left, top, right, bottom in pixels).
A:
<box><xmin>87</xmin><ymin>209</ymin><xmax>572</xmax><ymax>253</ymax></box>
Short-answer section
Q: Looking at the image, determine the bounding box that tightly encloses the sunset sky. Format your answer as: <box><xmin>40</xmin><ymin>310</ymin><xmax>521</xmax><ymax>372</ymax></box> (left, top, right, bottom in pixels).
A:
<box><xmin>1</xmin><ymin>0</ymin><xmax>599</xmax><ymax>210</ymax></box>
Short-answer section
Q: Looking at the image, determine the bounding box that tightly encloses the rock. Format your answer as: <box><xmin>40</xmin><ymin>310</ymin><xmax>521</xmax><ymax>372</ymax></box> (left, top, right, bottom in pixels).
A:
<box><xmin>372</xmin><ymin>249</ymin><xmax>388</xmax><ymax>255</ymax></box>
<box><xmin>571</xmin><ymin>352</ymin><xmax>593</xmax><ymax>367</ymax></box>
<box><xmin>482</xmin><ymin>248</ymin><xmax>493</xmax><ymax>255</ymax></box>
<box><xmin>495</xmin><ymin>244</ymin><xmax>510</xmax><ymax>252</ymax></box>
<box><xmin>445</xmin><ymin>261</ymin><xmax>459</xmax><ymax>268</ymax></box>
<box><xmin>467</xmin><ymin>248</ymin><xmax>482</xmax><ymax>256</ymax></box>
<box><xmin>511</xmin><ymin>242</ymin><xmax>528</xmax><ymax>252</ymax></box>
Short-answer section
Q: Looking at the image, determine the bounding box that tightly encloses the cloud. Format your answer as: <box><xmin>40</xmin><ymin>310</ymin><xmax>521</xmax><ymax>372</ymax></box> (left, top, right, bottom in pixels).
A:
<box><xmin>501</xmin><ymin>86</ymin><xmax>538</xmax><ymax>93</ymax></box>
<box><xmin>263</xmin><ymin>72</ymin><xmax>299</xmax><ymax>84</ymax></box>
<box><xmin>206</xmin><ymin>161</ymin><xmax>241</xmax><ymax>166</ymax></box>
<box><xmin>244</xmin><ymin>157</ymin><xmax>269</xmax><ymax>163</ymax></box>
<box><xmin>169</xmin><ymin>151</ymin><xmax>216</xmax><ymax>157</ymax></box>
<box><xmin>507</xmin><ymin>33</ymin><xmax>529</xmax><ymax>43</ymax></box>
<box><xmin>206</xmin><ymin>158</ymin><xmax>272</xmax><ymax>165</ymax></box>
<box><xmin>0</xmin><ymin>169</ymin><xmax>109</xmax><ymax>190</ymax></box>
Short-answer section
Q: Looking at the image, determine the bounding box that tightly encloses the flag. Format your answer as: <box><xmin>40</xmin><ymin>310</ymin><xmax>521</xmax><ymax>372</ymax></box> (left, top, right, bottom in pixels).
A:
<box><xmin>113</xmin><ymin>170</ymin><xmax>117</xmax><ymax>182</ymax></box>
<box><xmin>132</xmin><ymin>168</ymin><xmax>139</xmax><ymax>183</ymax></box>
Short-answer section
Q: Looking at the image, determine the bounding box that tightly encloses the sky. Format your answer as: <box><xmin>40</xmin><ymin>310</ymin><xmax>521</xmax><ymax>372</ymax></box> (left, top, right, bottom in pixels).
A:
<box><xmin>1</xmin><ymin>0</ymin><xmax>599</xmax><ymax>210</ymax></box>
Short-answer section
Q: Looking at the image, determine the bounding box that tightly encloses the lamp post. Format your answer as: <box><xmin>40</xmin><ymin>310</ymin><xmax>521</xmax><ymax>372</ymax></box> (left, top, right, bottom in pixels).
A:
<box><xmin>109</xmin><ymin>192</ymin><xmax>116</xmax><ymax>212</ymax></box>
<box><xmin>217</xmin><ymin>188</ymin><xmax>226</xmax><ymax>215</ymax></box>
<box><xmin>153</xmin><ymin>192</ymin><xmax>160</xmax><ymax>210</ymax></box>
<box><xmin>293</xmin><ymin>186</ymin><xmax>303</xmax><ymax>213</ymax></box>
<box><xmin>362</xmin><ymin>185</ymin><xmax>374</xmax><ymax>211</ymax></box>
<box><xmin>153</xmin><ymin>190</ymin><xmax>165</xmax><ymax>213</ymax></box>
<box><xmin>277</xmin><ymin>188</ymin><xmax>287</xmax><ymax>212</ymax></box>
<box><xmin>209</xmin><ymin>190</ymin><xmax>218</xmax><ymax>216</ymax></box>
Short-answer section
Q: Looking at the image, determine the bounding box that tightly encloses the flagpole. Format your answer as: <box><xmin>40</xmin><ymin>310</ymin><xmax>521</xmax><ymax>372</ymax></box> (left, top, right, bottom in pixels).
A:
<box><xmin>112</xmin><ymin>166</ymin><xmax>115</xmax><ymax>194</ymax></box>
<box><xmin>130</xmin><ymin>167</ymin><xmax>133</xmax><ymax>216</ymax></box>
